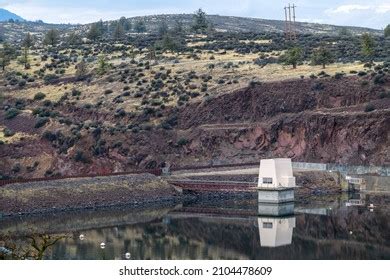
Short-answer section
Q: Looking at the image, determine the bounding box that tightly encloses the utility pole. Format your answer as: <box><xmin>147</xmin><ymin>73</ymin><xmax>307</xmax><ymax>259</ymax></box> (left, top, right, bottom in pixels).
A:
<box><xmin>284</xmin><ymin>3</ymin><xmax>297</xmax><ymax>41</ymax></box>
<box><xmin>284</xmin><ymin>6</ymin><xmax>290</xmax><ymax>40</ymax></box>
<box><xmin>292</xmin><ymin>4</ymin><xmax>297</xmax><ymax>40</ymax></box>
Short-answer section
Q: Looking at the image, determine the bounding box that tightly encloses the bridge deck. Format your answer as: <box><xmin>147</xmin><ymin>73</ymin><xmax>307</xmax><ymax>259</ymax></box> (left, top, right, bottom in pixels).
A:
<box><xmin>168</xmin><ymin>179</ymin><xmax>257</xmax><ymax>192</ymax></box>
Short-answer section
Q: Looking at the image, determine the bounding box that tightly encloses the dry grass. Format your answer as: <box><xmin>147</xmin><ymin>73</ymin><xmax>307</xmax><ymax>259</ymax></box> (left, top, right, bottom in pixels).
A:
<box><xmin>0</xmin><ymin>125</ymin><xmax>37</xmax><ymax>144</ymax></box>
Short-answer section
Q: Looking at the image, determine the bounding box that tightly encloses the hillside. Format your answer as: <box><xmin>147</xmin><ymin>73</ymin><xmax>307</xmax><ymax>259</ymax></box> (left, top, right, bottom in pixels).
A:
<box><xmin>0</xmin><ymin>8</ymin><xmax>24</xmax><ymax>22</ymax></box>
<box><xmin>122</xmin><ymin>14</ymin><xmax>382</xmax><ymax>35</ymax></box>
<box><xmin>0</xmin><ymin>13</ymin><xmax>383</xmax><ymax>43</ymax></box>
<box><xmin>0</xmin><ymin>11</ymin><xmax>389</xmax><ymax>180</ymax></box>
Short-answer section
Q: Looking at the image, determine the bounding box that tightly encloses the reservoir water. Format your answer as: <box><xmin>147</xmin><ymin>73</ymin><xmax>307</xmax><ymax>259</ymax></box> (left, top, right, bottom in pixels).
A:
<box><xmin>1</xmin><ymin>191</ymin><xmax>389</xmax><ymax>260</ymax></box>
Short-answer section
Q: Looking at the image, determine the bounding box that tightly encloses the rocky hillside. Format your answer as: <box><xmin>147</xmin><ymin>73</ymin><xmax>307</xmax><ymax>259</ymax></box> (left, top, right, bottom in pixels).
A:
<box><xmin>1</xmin><ymin>72</ymin><xmax>389</xmax><ymax>179</ymax></box>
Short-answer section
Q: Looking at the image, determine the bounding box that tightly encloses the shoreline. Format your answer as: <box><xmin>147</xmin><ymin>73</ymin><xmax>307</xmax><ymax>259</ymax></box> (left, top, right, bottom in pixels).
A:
<box><xmin>0</xmin><ymin>170</ymin><xmax>344</xmax><ymax>218</ymax></box>
<box><xmin>0</xmin><ymin>173</ymin><xmax>182</xmax><ymax>217</ymax></box>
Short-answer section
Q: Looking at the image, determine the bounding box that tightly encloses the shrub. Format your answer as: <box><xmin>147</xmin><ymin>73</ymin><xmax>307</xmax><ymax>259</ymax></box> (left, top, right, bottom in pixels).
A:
<box><xmin>249</xmin><ymin>80</ymin><xmax>261</xmax><ymax>88</ymax></box>
<box><xmin>34</xmin><ymin>92</ymin><xmax>46</xmax><ymax>100</ymax></box>
<box><xmin>373</xmin><ymin>74</ymin><xmax>385</xmax><ymax>85</ymax></box>
<box><xmin>12</xmin><ymin>163</ymin><xmax>21</xmax><ymax>173</ymax></box>
<box><xmin>312</xmin><ymin>82</ymin><xmax>325</xmax><ymax>91</ymax></box>
<box><xmin>18</xmin><ymin>79</ymin><xmax>27</xmax><ymax>87</ymax></box>
<box><xmin>74</xmin><ymin>150</ymin><xmax>90</xmax><ymax>163</ymax></box>
<box><xmin>43</xmin><ymin>100</ymin><xmax>52</xmax><ymax>107</ymax></box>
<box><xmin>5</xmin><ymin>108</ymin><xmax>20</xmax><ymax>119</ymax></box>
<box><xmin>35</xmin><ymin>117</ymin><xmax>49</xmax><ymax>128</ymax></box>
<box><xmin>358</xmin><ymin>71</ymin><xmax>367</xmax><ymax>76</ymax></box>
<box><xmin>364</xmin><ymin>104</ymin><xmax>375</xmax><ymax>112</ymax></box>
<box><xmin>177</xmin><ymin>138</ymin><xmax>189</xmax><ymax>146</ymax></box>
<box><xmin>71</xmin><ymin>89</ymin><xmax>81</xmax><ymax>96</ymax></box>
<box><xmin>114</xmin><ymin>108</ymin><xmax>126</xmax><ymax>118</ymax></box>
<box><xmin>43</xmin><ymin>74</ymin><xmax>59</xmax><ymax>84</ymax></box>
<box><xmin>3</xmin><ymin>128</ymin><xmax>15</xmax><ymax>137</ymax></box>
<box><xmin>334</xmin><ymin>72</ymin><xmax>344</xmax><ymax>79</ymax></box>
<box><xmin>42</xmin><ymin>130</ymin><xmax>57</xmax><ymax>141</ymax></box>
<box><xmin>379</xmin><ymin>91</ymin><xmax>390</xmax><ymax>99</ymax></box>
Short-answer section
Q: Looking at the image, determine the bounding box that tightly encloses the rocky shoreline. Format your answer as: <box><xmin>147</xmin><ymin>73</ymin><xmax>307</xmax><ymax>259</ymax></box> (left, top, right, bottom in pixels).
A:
<box><xmin>0</xmin><ymin>174</ymin><xmax>182</xmax><ymax>217</ymax></box>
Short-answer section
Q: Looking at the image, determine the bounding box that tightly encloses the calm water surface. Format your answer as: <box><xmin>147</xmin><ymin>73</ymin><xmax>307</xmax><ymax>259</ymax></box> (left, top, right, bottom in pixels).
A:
<box><xmin>2</xmin><ymin>191</ymin><xmax>389</xmax><ymax>260</ymax></box>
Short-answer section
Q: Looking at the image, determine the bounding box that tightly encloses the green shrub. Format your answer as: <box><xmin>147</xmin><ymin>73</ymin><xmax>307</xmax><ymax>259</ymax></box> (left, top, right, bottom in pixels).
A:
<box><xmin>34</xmin><ymin>92</ymin><xmax>46</xmax><ymax>100</ymax></box>
<box><xmin>72</xmin><ymin>89</ymin><xmax>81</xmax><ymax>96</ymax></box>
<box><xmin>18</xmin><ymin>79</ymin><xmax>27</xmax><ymax>87</ymax></box>
<box><xmin>43</xmin><ymin>74</ymin><xmax>59</xmax><ymax>84</ymax></box>
<box><xmin>35</xmin><ymin>117</ymin><xmax>49</xmax><ymax>128</ymax></box>
<box><xmin>5</xmin><ymin>108</ymin><xmax>20</xmax><ymax>119</ymax></box>
<box><xmin>3</xmin><ymin>128</ymin><xmax>15</xmax><ymax>137</ymax></box>
<box><xmin>177</xmin><ymin>138</ymin><xmax>189</xmax><ymax>146</ymax></box>
<box><xmin>74</xmin><ymin>150</ymin><xmax>90</xmax><ymax>163</ymax></box>
<box><xmin>364</xmin><ymin>104</ymin><xmax>375</xmax><ymax>112</ymax></box>
<box><xmin>42</xmin><ymin>130</ymin><xmax>57</xmax><ymax>141</ymax></box>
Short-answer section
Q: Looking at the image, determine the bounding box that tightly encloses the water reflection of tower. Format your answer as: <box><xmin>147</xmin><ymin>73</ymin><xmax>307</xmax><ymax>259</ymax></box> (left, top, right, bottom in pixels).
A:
<box><xmin>257</xmin><ymin>205</ymin><xmax>296</xmax><ymax>248</ymax></box>
<box><xmin>257</xmin><ymin>159</ymin><xmax>296</xmax><ymax>247</ymax></box>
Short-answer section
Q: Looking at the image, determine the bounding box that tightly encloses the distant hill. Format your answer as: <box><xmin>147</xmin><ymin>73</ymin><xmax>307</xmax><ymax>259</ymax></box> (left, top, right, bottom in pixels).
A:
<box><xmin>0</xmin><ymin>8</ymin><xmax>24</xmax><ymax>22</ymax></box>
<box><xmin>120</xmin><ymin>14</ymin><xmax>382</xmax><ymax>36</ymax></box>
<box><xmin>0</xmin><ymin>13</ymin><xmax>383</xmax><ymax>43</ymax></box>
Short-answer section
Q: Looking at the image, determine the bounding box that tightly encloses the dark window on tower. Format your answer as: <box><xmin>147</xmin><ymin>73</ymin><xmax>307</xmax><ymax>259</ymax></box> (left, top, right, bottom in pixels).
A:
<box><xmin>263</xmin><ymin>222</ymin><xmax>273</xmax><ymax>229</ymax></box>
<box><xmin>263</xmin><ymin>177</ymin><xmax>273</xmax><ymax>184</ymax></box>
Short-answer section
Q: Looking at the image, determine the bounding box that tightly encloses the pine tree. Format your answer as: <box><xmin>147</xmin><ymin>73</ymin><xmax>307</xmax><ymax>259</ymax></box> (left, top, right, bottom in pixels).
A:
<box><xmin>384</xmin><ymin>24</ymin><xmax>390</xmax><ymax>38</ymax></box>
<box><xmin>113</xmin><ymin>22</ymin><xmax>125</xmax><ymax>40</ymax></box>
<box><xmin>44</xmin><ymin>29</ymin><xmax>60</xmax><ymax>46</ymax></box>
<box><xmin>75</xmin><ymin>60</ymin><xmax>88</xmax><ymax>80</ymax></box>
<box><xmin>19</xmin><ymin>47</ymin><xmax>30</xmax><ymax>69</ymax></box>
<box><xmin>87</xmin><ymin>23</ymin><xmax>102</xmax><ymax>41</ymax></box>
<box><xmin>192</xmin><ymin>8</ymin><xmax>209</xmax><ymax>34</ymax></box>
<box><xmin>173</xmin><ymin>20</ymin><xmax>185</xmax><ymax>35</ymax></box>
<box><xmin>338</xmin><ymin>27</ymin><xmax>352</xmax><ymax>37</ymax></box>
<box><xmin>23</xmin><ymin>33</ymin><xmax>34</xmax><ymax>48</ymax></box>
<box><xmin>119</xmin><ymin>17</ymin><xmax>131</xmax><ymax>31</ymax></box>
<box><xmin>66</xmin><ymin>32</ymin><xmax>81</xmax><ymax>46</ymax></box>
<box><xmin>97</xmin><ymin>55</ymin><xmax>109</xmax><ymax>75</ymax></box>
<box><xmin>361</xmin><ymin>33</ymin><xmax>375</xmax><ymax>62</ymax></box>
<box><xmin>134</xmin><ymin>20</ymin><xmax>146</xmax><ymax>33</ymax></box>
<box><xmin>0</xmin><ymin>42</ymin><xmax>16</xmax><ymax>71</ymax></box>
<box><xmin>311</xmin><ymin>46</ymin><xmax>334</xmax><ymax>69</ymax></box>
<box><xmin>158</xmin><ymin>20</ymin><xmax>169</xmax><ymax>36</ymax></box>
<box><xmin>21</xmin><ymin>33</ymin><xmax>34</xmax><ymax>69</ymax></box>
<box><xmin>281</xmin><ymin>47</ymin><xmax>303</xmax><ymax>69</ymax></box>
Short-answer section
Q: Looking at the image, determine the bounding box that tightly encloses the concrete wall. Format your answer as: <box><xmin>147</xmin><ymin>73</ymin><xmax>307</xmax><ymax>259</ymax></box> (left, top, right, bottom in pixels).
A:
<box><xmin>326</xmin><ymin>164</ymin><xmax>390</xmax><ymax>176</ymax></box>
<box><xmin>293</xmin><ymin>162</ymin><xmax>390</xmax><ymax>176</ymax></box>
<box><xmin>257</xmin><ymin>189</ymin><xmax>294</xmax><ymax>204</ymax></box>
<box><xmin>292</xmin><ymin>162</ymin><xmax>327</xmax><ymax>171</ymax></box>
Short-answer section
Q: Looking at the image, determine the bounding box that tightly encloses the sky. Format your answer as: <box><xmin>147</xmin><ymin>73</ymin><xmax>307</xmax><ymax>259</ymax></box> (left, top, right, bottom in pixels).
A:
<box><xmin>0</xmin><ymin>0</ymin><xmax>389</xmax><ymax>29</ymax></box>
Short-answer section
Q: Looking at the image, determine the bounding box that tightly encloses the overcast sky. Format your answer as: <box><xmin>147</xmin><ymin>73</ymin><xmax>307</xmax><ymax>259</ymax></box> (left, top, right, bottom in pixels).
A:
<box><xmin>1</xmin><ymin>0</ymin><xmax>389</xmax><ymax>29</ymax></box>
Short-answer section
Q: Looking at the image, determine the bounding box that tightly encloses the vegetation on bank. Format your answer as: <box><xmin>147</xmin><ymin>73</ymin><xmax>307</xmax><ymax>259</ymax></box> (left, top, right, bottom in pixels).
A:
<box><xmin>0</xmin><ymin>9</ymin><xmax>389</xmax><ymax>179</ymax></box>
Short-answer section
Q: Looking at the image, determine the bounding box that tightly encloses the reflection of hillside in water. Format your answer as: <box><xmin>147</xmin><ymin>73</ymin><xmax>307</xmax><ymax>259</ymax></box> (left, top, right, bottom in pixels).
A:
<box><xmin>2</xmin><ymin>194</ymin><xmax>389</xmax><ymax>260</ymax></box>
